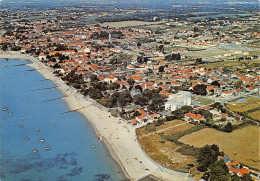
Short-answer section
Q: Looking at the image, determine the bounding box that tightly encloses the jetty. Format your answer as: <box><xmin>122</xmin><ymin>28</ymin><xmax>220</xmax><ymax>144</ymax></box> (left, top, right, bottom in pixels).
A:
<box><xmin>42</xmin><ymin>96</ymin><xmax>65</xmax><ymax>103</ymax></box>
<box><xmin>30</xmin><ymin>86</ymin><xmax>57</xmax><ymax>92</ymax></box>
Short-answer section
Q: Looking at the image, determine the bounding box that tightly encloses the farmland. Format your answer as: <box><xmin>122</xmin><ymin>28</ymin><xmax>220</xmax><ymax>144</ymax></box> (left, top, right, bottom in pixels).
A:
<box><xmin>179</xmin><ymin>125</ymin><xmax>260</xmax><ymax>170</ymax></box>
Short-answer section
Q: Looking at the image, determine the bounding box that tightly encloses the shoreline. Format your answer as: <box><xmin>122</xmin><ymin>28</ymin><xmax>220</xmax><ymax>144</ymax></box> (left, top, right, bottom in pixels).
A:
<box><xmin>0</xmin><ymin>51</ymin><xmax>191</xmax><ymax>181</ymax></box>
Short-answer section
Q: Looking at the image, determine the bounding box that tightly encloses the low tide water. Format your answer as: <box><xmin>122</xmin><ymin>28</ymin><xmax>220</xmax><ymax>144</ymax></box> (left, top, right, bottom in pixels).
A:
<box><xmin>0</xmin><ymin>58</ymin><xmax>126</xmax><ymax>181</ymax></box>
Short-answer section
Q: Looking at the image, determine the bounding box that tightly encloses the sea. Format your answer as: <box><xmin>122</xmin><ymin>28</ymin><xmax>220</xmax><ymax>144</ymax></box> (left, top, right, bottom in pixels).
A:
<box><xmin>0</xmin><ymin>58</ymin><xmax>126</xmax><ymax>181</ymax></box>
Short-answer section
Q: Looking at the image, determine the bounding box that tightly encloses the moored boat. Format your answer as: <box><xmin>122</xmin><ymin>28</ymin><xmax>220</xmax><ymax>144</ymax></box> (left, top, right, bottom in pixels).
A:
<box><xmin>45</xmin><ymin>147</ymin><xmax>50</xmax><ymax>150</ymax></box>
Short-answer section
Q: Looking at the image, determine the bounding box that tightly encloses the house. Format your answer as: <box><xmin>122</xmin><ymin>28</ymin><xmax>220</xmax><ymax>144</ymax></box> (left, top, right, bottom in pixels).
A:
<box><xmin>130</xmin><ymin>88</ymin><xmax>142</xmax><ymax>97</ymax></box>
<box><xmin>185</xmin><ymin>112</ymin><xmax>203</xmax><ymax>123</ymax></box>
<box><xmin>221</xmin><ymin>90</ymin><xmax>233</xmax><ymax>97</ymax></box>
<box><xmin>233</xmin><ymin>88</ymin><xmax>243</xmax><ymax>96</ymax></box>
<box><xmin>165</xmin><ymin>91</ymin><xmax>191</xmax><ymax>111</ymax></box>
<box><xmin>199</xmin><ymin>105</ymin><xmax>213</xmax><ymax>110</ymax></box>
<box><xmin>39</xmin><ymin>52</ymin><xmax>47</xmax><ymax>60</ymax></box>
<box><xmin>104</xmin><ymin>75</ymin><xmax>117</xmax><ymax>83</ymax></box>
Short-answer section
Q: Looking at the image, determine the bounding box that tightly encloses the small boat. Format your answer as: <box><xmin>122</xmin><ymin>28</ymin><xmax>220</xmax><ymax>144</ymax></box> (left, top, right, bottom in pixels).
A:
<box><xmin>8</xmin><ymin>112</ymin><xmax>13</xmax><ymax>116</ymax></box>
<box><xmin>18</xmin><ymin>125</ymin><xmax>23</xmax><ymax>128</ymax></box>
<box><xmin>91</xmin><ymin>145</ymin><xmax>96</xmax><ymax>148</ymax></box>
<box><xmin>36</xmin><ymin>127</ymin><xmax>40</xmax><ymax>133</ymax></box>
<box><xmin>1</xmin><ymin>117</ymin><xmax>6</xmax><ymax>120</ymax></box>
<box><xmin>25</xmin><ymin>137</ymin><xmax>29</xmax><ymax>141</ymax></box>
<box><xmin>99</xmin><ymin>136</ymin><xmax>103</xmax><ymax>142</ymax></box>
<box><xmin>22</xmin><ymin>117</ymin><xmax>26</xmax><ymax>120</ymax></box>
<box><xmin>2</xmin><ymin>107</ymin><xmax>8</xmax><ymax>111</ymax></box>
<box><xmin>40</xmin><ymin>139</ymin><xmax>45</xmax><ymax>142</ymax></box>
<box><xmin>32</xmin><ymin>149</ymin><xmax>38</xmax><ymax>153</ymax></box>
<box><xmin>52</xmin><ymin>123</ymin><xmax>56</xmax><ymax>127</ymax></box>
<box><xmin>45</xmin><ymin>147</ymin><xmax>50</xmax><ymax>151</ymax></box>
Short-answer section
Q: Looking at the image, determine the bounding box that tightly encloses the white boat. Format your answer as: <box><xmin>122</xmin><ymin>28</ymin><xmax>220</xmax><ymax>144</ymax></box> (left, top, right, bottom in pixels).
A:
<box><xmin>40</xmin><ymin>139</ymin><xmax>45</xmax><ymax>142</ymax></box>
<box><xmin>32</xmin><ymin>149</ymin><xmax>38</xmax><ymax>153</ymax></box>
<box><xmin>45</xmin><ymin>147</ymin><xmax>50</xmax><ymax>150</ymax></box>
<box><xmin>99</xmin><ymin>136</ymin><xmax>103</xmax><ymax>142</ymax></box>
<box><xmin>91</xmin><ymin>145</ymin><xmax>96</xmax><ymax>148</ymax></box>
<box><xmin>25</xmin><ymin>137</ymin><xmax>29</xmax><ymax>141</ymax></box>
<box><xmin>36</xmin><ymin>127</ymin><xmax>40</xmax><ymax>133</ymax></box>
<box><xmin>2</xmin><ymin>107</ymin><xmax>8</xmax><ymax>111</ymax></box>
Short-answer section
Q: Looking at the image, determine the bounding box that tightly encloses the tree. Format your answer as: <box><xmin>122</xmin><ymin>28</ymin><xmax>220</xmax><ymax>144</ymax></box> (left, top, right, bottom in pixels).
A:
<box><xmin>172</xmin><ymin>106</ymin><xmax>193</xmax><ymax>119</ymax></box>
<box><xmin>198</xmin><ymin>109</ymin><xmax>213</xmax><ymax>120</ymax></box>
<box><xmin>193</xmin><ymin>84</ymin><xmax>207</xmax><ymax>96</ymax></box>
<box><xmin>211</xmin><ymin>80</ymin><xmax>220</xmax><ymax>87</ymax></box>
<box><xmin>134</xmin><ymin>95</ymin><xmax>148</xmax><ymax>106</ymax></box>
<box><xmin>90</xmin><ymin>74</ymin><xmax>99</xmax><ymax>82</ymax></box>
<box><xmin>197</xmin><ymin>144</ymin><xmax>220</xmax><ymax>169</ymax></box>
<box><xmin>135</xmin><ymin>85</ymin><xmax>143</xmax><ymax>93</ymax></box>
<box><xmin>210</xmin><ymin>160</ymin><xmax>230</xmax><ymax>181</ymax></box>
<box><xmin>127</xmin><ymin>78</ymin><xmax>135</xmax><ymax>85</ymax></box>
<box><xmin>241</xmin><ymin>174</ymin><xmax>253</xmax><ymax>181</ymax></box>
<box><xmin>159</xmin><ymin>66</ymin><xmax>165</xmax><ymax>72</ymax></box>
<box><xmin>224</xmin><ymin>122</ymin><xmax>233</xmax><ymax>132</ymax></box>
<box><xmin>137</xmin><ymin>56</ymin><xmax>143</xmax><ymax>63</ymax></box>
<box><xmin>231</xmin><ymin>175</ymin><xmax>242</xmax><ymax>181</ymax></box>
<box><xmin>234</xmin><ymin>80</ymin><xmax>243</xmax><ymax>88</ymax></box>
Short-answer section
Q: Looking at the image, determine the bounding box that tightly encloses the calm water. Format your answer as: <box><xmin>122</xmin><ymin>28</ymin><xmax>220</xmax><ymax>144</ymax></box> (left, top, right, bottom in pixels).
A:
<box><xmin>0</xmin><ymin>58</ymin><xmax>126</xmax><ymax>181</ymax></box>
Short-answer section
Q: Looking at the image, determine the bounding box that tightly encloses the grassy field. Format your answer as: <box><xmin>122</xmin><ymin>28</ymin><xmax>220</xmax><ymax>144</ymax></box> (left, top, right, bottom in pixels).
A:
<box><xmin>137</xmin><ymin>120</ymin><xmax>199</xmax><ymax>175</ymax></box>
<box><xmin>182</xmin><ymin>48</ymin><xmax>231</xmax><ymax>59</ymax></box>
<box><xmin>226</xmin><ymin>97</ymin><xmax>260</xmax><ymax>112</ymax></box>
<box><xmin>248</xmin><ymin>110</ymin><xmax>260</xmax><ymax>121</ymax></box>
<box><xmin>194</xmin><ymin>97</ymin><xmax>215</xmax><ymax>105</ymax></box>
<box><xmin>100</xmin><ymin>20</ymin><xmax>167</xmax><ymax>28</ymax></box>
<box><xmin>202</xmin><ymin>59</ymin><xmax>260</xmax><ymax>69</ymax></box>
<box><xmin>179</xmin><ymin>125</ymin><xmax>260</xmax><ymax>170</ymax></box>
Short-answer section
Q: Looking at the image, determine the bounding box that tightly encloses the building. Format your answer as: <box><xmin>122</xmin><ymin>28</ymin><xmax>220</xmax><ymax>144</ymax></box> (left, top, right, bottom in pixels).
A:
<box><xmin>165</xmin><ymin>91</ymin><xmax>191</xmax><ymax>111</ymax></box>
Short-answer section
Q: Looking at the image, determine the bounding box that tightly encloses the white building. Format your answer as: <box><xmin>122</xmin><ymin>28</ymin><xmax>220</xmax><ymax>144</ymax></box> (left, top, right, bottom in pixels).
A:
<box><xmin>165</xmin><ymin>91</ymin><xmax>191</xmax><ymax>111</ymax></box>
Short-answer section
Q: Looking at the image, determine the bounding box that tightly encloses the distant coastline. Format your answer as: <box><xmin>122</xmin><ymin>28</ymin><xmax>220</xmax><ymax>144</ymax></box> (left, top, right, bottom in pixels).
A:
<box><xmin>0</xmin><ymin>51</ymin><xmax>192</xmax><ymax>181</ymax></box>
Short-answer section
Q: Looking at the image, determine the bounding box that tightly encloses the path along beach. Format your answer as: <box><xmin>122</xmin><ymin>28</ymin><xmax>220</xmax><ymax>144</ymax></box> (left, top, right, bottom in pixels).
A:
<box><xmin>0</xmin><ymin>51</ymin><xmax>191</xmax><ymax>181</ymax></box>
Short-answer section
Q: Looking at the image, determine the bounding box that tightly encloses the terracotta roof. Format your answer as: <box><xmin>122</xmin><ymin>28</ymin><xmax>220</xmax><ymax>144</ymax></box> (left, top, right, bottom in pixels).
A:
<box><xmin>238</xmin><ymin>168</ymin><xmax>249</xmax><ymax>176</ymax></box>
<box><xmin>221</xmin><ymin>114</ymin><xmax>228</xmax><ymax>117</ymax></box>
<box><xmin>185</xmin><ymin>112</ymin><xmax>203</xmax><ymax>121</ymax></box>
<box><xmin>199</xmin><ymin>106</ymin><xmax>213</xmax><ymax>110</ymax></box>
<box><xmin>131</xmin><ymin>119</ymin><xmax>137</xmax><ymax>125</ymax></box>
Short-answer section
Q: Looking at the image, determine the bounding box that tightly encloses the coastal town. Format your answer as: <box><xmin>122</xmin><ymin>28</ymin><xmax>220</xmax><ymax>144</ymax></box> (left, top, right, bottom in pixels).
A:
<box><xmin>0</xmin><ymin>4</ymin><xmax>259</xmax><ymax>181</ymax></box>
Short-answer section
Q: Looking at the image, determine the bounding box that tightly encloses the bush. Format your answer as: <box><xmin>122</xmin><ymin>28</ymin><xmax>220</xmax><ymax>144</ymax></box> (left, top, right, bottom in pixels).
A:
<box><xmin>165</xmin><ymin>124</ymin><xmax>205</xmax><ymax>142</ymax></box>
<box><xmin>176</xmin><ymin>145</ymin><xmax>199</xmax><ymax>157</ymax></box>
<box><xmin>197</xmin><ymin>164</ymin><xmax>208</xmax><ymax>172</ymax></box>
<box><xmin>145</xmin><ymin>123</ymin><xmax>156</xmax><ymax>132</ymax></box>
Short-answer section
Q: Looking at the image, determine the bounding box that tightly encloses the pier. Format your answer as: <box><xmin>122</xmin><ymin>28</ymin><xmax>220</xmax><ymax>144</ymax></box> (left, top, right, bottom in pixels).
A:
<box><xmin>61</xmin><ymin>107</ymin><xmax>86</xmax><ymax>114</ymax></box>
<box><xmin>42</xmin><ymin>96</ymin><xmax>66</xmax><ymax>103</ymax></box>
<box><xmin>30</xmin><ymin>86</ymin><xmax>57</xmax><ymax>91</ymax></box>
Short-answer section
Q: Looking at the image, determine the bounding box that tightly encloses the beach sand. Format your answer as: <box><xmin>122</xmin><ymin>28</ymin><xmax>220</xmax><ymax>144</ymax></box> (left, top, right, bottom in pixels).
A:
<box><xmin>0</xmin><ymin>51</ymin><xmax>191</xmax><ymax>181</ymax></box>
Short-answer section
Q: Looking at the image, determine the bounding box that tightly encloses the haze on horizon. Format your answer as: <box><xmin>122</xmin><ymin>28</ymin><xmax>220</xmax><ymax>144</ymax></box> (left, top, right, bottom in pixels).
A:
<box><xmin>0</xmin><ymin>0</ymin><xmax>259</xmax><ymax>7</ymax></box>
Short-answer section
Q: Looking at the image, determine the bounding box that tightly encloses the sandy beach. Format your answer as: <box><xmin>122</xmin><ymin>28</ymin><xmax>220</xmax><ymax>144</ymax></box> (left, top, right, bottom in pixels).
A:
<box><xmin>0</xmin><ymin>51</ymin><xmax>191</xmax><ymax>181</ymax></box>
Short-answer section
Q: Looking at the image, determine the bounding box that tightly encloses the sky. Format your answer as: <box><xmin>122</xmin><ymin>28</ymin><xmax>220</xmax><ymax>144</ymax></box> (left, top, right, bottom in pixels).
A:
<box><xmin>0</xmin><ymin>0</ymin><xmax>258</xmax><ymax>8</ymax></box>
